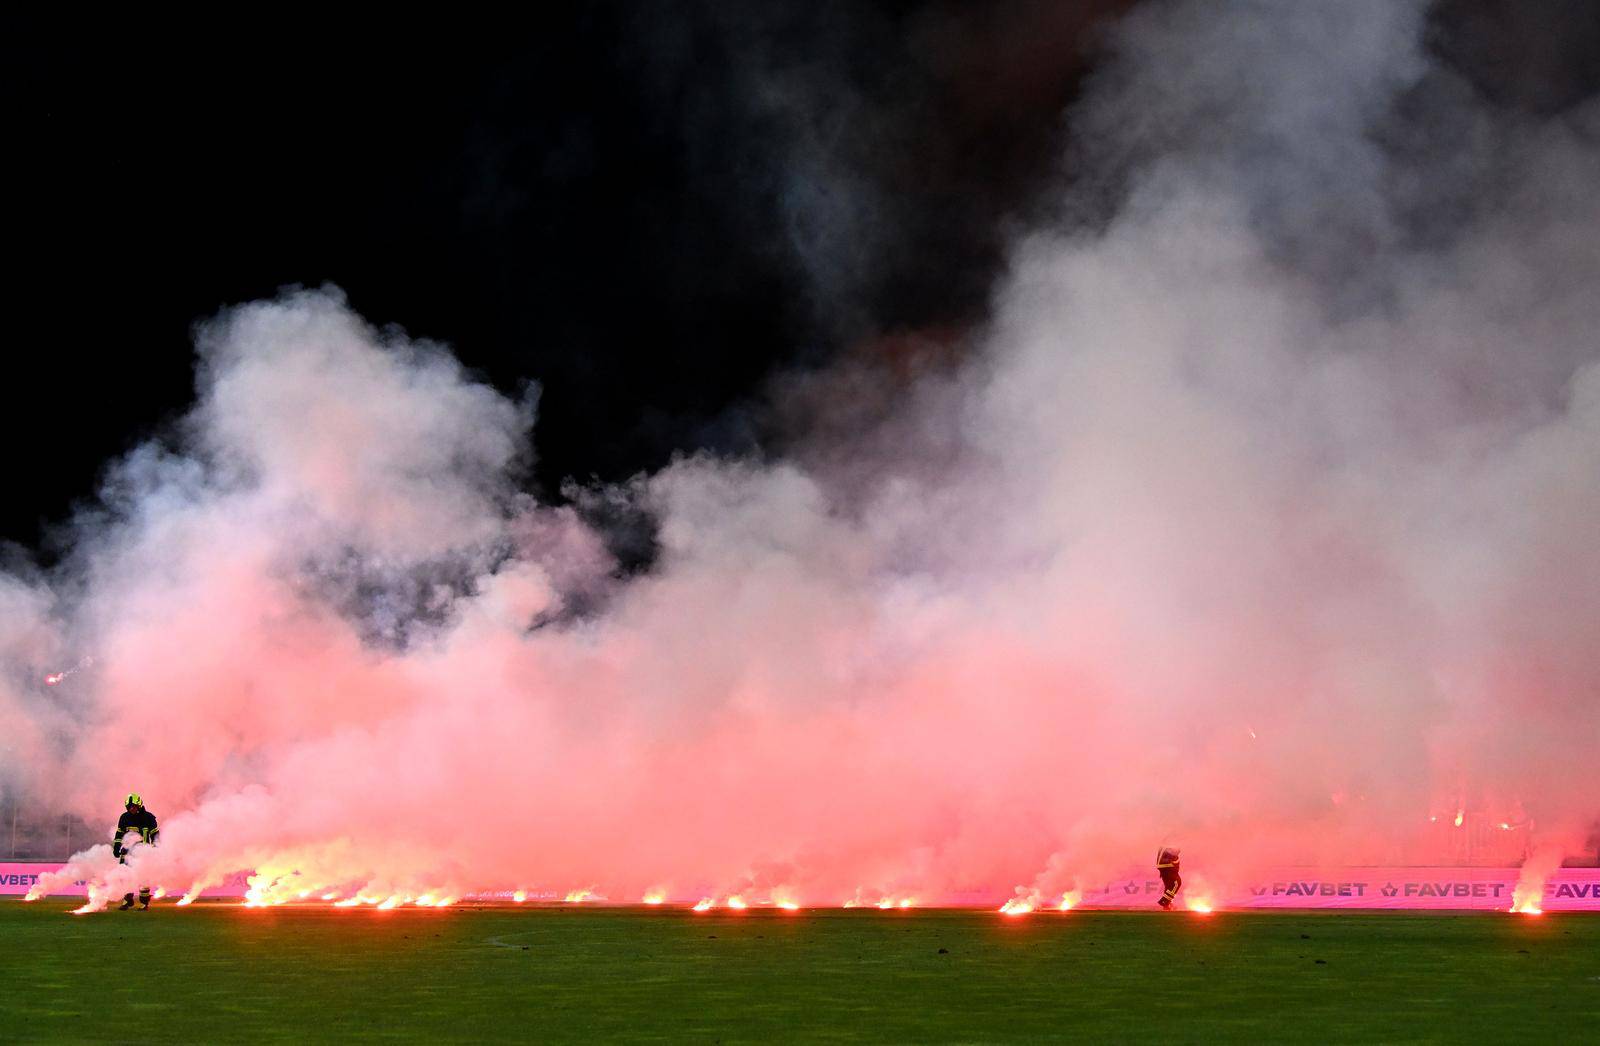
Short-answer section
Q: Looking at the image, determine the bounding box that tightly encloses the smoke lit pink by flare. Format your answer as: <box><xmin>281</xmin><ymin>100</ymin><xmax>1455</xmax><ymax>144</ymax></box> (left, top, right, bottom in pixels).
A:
<box><xmin>7</xmin><ymin>0</ymin><xmax>1600</xmax><ymax>911</ymax></box>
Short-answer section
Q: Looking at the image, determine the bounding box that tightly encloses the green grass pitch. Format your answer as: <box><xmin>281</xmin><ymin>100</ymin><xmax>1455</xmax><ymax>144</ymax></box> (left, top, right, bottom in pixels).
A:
<box><xmin>3</xmin><ymin>900</ymin><xmax>1596</xmax><ymax>1042</ymax></box>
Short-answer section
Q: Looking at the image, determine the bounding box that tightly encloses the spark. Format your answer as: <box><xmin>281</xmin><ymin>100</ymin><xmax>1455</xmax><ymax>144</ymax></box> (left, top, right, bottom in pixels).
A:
<box><xmin>43</xmin><ymin>656</ymin><xmax>93</xmax><ymax>687</ymax></box>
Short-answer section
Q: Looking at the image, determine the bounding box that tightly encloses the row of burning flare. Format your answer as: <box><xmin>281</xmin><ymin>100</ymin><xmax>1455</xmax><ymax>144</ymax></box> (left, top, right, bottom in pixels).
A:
<box><xmin>47</xmin><ymin>880</ymin><xmax>1543</xmax><ymax>915</ymax></box>
<box><xmin>49</xmin><ymin>872</ymin><xmax>1544</xmax><ymax>916</ymax></box>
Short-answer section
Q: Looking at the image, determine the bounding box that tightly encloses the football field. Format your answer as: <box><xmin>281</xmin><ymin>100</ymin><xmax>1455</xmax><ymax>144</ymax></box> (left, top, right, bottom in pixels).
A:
<box><xmin>3</xmin><ymin>900</ymin><xmax>1596</xmax><ymax>1042</ymax></box>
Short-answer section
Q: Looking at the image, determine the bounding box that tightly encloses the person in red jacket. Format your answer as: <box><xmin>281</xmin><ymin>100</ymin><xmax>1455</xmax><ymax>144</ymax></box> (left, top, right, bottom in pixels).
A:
<box><xmin>1156</xmin><ymin>846</ymin><xmax>1181</xmax><ymax>909</ymax></box>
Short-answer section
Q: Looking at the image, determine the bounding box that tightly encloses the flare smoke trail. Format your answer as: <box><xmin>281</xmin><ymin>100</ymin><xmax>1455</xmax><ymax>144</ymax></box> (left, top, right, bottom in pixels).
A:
<box><xmin>7</xmin><ymin>0</ymin><xmax>1600</xmax><ymax>909</ymax></box>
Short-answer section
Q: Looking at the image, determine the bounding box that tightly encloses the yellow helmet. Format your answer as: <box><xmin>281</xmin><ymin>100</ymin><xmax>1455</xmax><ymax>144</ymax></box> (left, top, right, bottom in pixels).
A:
<box><xmin>125</xmin><ymin>793</ymin><xmax>143</xmax><ymax>807</ymax></box>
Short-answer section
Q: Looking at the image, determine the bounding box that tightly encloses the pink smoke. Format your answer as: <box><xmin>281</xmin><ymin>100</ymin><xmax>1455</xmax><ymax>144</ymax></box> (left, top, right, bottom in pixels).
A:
<box><xmin>7</xmin><ymin>2</ymin><xmax>1600</xmax><ymax>910</ymax></box>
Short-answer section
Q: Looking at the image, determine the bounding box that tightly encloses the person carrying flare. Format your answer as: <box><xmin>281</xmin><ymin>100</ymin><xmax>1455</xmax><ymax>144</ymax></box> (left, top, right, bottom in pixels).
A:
<box><xmin>113</xmin><ymin>793</ymin><xmax>159</xmax><ymax>910</ymax></box>
<box><xmin>1156</xmin><ymin>846</ymin><xmax>1181</xmax><ymax>909</ymax></box>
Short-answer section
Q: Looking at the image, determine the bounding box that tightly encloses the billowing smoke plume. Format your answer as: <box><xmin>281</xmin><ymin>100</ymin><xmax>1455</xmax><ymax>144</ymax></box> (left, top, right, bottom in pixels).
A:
<box><xmin>8</xmin><ymin>0</ymin><xmax>1600</xmax><ymax>909</ymax></box>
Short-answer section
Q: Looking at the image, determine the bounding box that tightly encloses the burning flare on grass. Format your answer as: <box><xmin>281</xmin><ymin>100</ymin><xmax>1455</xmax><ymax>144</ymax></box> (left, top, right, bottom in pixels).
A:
<box><xmin>1510</xmin><ymin>844</ymin><xmax>1564</xmax><ymax>916</ymax></box>
<box><xmin>692</xmin><ymin>898</ymin><xmax>715</xmax><ymax>912</ymax></box>
<box><xmin>999</xmin><ymin>897</ymin><xmax>1034</xmax><ymax>916</ymax></box>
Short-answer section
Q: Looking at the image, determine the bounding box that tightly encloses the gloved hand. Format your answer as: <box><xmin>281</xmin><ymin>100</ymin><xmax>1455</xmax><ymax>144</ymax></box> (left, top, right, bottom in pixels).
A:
<box><xmin>112</xmin><ymin>844</ymin><xmax>123</xmax><ymax>859</ymax></box>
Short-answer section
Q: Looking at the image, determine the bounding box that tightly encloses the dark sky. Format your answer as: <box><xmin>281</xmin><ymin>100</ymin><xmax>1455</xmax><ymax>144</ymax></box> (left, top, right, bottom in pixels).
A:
<box><xmin>3</xmin><ymin>1</ymin><xmax>1594</xmax><ymax>556</ymax></box>
<box><xmin>1</xmin><ymin>3</ymin><xmax>1127</xmax><ymax>555</ymax></box>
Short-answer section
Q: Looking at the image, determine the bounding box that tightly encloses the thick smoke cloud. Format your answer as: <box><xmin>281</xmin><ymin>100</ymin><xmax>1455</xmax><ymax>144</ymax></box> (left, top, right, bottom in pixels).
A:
<box><xmin>9</xmin><ymin>0</ymin><xmax>1600</xmax><ymax>909</ymax></box>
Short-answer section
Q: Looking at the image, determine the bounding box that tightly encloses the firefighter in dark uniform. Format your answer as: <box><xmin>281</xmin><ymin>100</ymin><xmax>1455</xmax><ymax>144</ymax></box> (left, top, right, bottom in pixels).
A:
<box><xmin>113</xmin><ymin>793</ymin><xmax>159</xmax><ymax>910</ymax></box>
<box><xmin>1156</xmin><ymin>846</ymin><xmax>1181</xmax><ymax>909</ymax></box>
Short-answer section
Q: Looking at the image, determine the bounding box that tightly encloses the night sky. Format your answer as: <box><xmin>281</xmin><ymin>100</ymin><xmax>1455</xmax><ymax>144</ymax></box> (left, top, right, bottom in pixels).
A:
<box><xmin>4</xmin><ymin>1</ymin><xmax>1594</xmax><ymax>556</ymax></box>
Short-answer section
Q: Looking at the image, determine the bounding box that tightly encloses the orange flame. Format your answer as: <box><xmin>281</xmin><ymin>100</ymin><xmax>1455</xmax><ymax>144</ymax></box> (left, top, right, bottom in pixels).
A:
<box><xmin>1058</xmin><ymin>891</ymin><xmax>1081</xmax><ymax>911</ymax></box>
<box><xmin>512</xmin><ymin>890</ymin><xmax>527</xmax><ymax>903</ymax></box>
<box><xmin>726</xmin><ymin>896</ymin><xmax>748</xmax><ymax>910</ymax></box>
<box><xmin>1185</xmin><ymin>898</ymin><xmax>1215</xmax><ymax>914</ymax></box>
<box><xmin>1454</xmin><ymin>809</ymin><xmax>1465</xmax><ymax>828</ymax></box>
<box><xmin>1510</xmin><ymin>879</ymin><xmax>1545</xmax><ymax>916</ymax></box>
<box><xmin>999</xmin><ymin>897</ymin><xmax>1034</xmax><ymax>916</ymax></box>
<box><xmin>692</xmin><ymin>898</ymin><xmax>715</xmax><ymax>912</ymax></box>
<box><xmin>642</xmin><ymin>891</ymin><xmax>666</xmax><ymax>905</ymax></box>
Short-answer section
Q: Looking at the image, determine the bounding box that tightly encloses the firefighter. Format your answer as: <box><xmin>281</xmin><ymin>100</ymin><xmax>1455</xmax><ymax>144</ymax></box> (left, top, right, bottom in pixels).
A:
<box><xmin>113</xmin><ymin>793</ymin><xmax>159</xmax><ymax>910</ymax></box>
<box><xmin>1156</xmin><ymin>846</ymin><xmax>1181</xmax><ymax>909</ymax></box>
